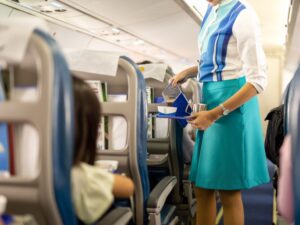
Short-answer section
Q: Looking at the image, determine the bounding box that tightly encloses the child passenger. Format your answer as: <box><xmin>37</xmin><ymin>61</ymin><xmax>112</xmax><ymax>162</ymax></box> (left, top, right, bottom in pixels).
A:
<box><xmin>71</xmin><ymin>76</ymin><xmax>134</xmax><ymax>224</ymax></box>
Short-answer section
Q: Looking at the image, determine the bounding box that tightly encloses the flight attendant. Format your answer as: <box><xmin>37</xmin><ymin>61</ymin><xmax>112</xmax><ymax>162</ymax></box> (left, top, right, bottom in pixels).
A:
<box><xmin>170</xmin><ymin>0</ymin><xmax>270</xmax><ymax>224</ymax></box>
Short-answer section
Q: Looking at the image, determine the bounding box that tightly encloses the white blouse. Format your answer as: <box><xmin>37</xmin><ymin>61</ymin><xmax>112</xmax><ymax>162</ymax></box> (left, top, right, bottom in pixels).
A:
<box><xmin>198</xmin><ymin>0</ymin><xmax>267</xmax><ymax>93</ymax></box>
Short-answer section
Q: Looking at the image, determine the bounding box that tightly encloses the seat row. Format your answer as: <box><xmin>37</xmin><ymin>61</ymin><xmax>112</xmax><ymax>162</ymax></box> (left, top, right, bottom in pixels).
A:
<box><xmin>0</xmin><ymin>21</ymin><xmax>201</xmax><ymax>225</ymax></box>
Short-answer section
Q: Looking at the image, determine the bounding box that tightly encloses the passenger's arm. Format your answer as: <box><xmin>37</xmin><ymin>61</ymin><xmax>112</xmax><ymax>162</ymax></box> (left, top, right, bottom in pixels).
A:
<box><xmin>112</xmin><ymin>175</ymin><xmax>134</xmax><ymax>198</ymax></box>
<box><xmin>169</xmin><ymin>66</ymin><xmax>198</xmax><ymax>86</ymax></box>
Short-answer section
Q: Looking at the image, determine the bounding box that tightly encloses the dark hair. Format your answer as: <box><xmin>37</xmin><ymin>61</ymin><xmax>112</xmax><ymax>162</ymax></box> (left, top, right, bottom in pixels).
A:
<box><xmin>72</xmin><ymin>76</ymin><xmax>101</xmax><ymax>166</ymax></box>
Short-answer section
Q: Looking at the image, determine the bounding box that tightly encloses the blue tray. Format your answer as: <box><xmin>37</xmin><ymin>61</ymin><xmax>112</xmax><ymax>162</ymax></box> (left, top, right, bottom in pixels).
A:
<box><xmin>150</xmin><ymin>114</ymin><xmax>191</xmax><ymax>120</ymax></box>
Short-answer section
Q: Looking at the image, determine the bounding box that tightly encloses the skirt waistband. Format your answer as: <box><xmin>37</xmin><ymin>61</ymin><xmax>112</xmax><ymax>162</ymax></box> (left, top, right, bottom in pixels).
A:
<box><xmin>202</xmin><ymin>76</ymin><xmax>246</xmax><ymax>91</ymax></box>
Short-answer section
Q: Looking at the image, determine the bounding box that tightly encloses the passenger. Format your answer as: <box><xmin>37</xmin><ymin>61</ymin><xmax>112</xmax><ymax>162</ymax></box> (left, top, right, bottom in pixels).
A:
<box><xmin>278</xmin><ymin>135</ymin><xmax>294</xmax><ymax>224</ymax></box>
<box><xmin>170</xmin><ymin>0</ymin><xmax>270</xmax><ymax>225</ymax></box>
<box><xmin>71</xmin><ymin>76</ymin><xmax>134</xmax><ymax>225</ymax></box>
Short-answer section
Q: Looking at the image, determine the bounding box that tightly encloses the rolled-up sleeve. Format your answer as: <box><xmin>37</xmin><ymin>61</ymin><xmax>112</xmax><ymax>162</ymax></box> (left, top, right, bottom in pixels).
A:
<box><xmin>233</xmin><ymin>9</ymin><xmax>267</xmax><ymax>93</ymax></box>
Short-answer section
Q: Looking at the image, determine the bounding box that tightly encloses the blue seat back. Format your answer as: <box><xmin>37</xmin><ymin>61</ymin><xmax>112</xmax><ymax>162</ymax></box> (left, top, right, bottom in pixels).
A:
<box><xmin>0</xmin><ymin>73</ymin><xmax>9</xmax><ymax>173</ymax></box>
<box><xmin>284</xmin><ymin>65</ymin><xmax>300</xmax><ymax>225</ymax></box>
<box><xmin>35</xmin><ymin>30</ymin><xmax>77</xmax><ymax>225</ymax></box>
<box><xmin>121</xmin><ymin>57</ymin><xmax>150</xmax><ymax>221</ymax></box>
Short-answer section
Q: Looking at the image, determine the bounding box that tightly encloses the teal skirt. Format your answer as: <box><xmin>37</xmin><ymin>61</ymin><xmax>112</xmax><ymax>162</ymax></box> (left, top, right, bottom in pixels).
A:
<box><xmin>189</xmin><ymin>76</ymin><xmax>270</xmax><ymax>190</ymax></box>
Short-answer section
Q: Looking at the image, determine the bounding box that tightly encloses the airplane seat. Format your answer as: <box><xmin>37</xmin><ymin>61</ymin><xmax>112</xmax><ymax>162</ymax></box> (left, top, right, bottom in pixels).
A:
<box><xmin>138</xmin><ymin>63</ymin><xmax>180</xmax><ymax>190</ymax></box>
<box><xmin>0</xmin><ymin>24</ymin><xmax>132</xmax><ymax>225</ymax></box>
<box><xmin>0</xmin><ymin>27</ymin><xmax>76</xmax><ymax>225</ymax></box>
<box><xmin>35</xmin><ymin>29</ymin><xmax>77</xmax><ymax>225</ymax></box>
<box><xmin>284</xmin><ymin>65</ymin><xmax>300</xmax><ymax>224</ymax></box>
<box><xmin>131</xmin><ymin>59</ymin><xmax>178</xmax><ymax>225</ymax></box>
<box><xmin>68</xmin><ymin>51</ymin><xmax>177</xmax><ymax>225</ymax></box>
<box><xmin>138</xmin><ymin>62</ymin><xmax>198</xmax><ymax>223</ymax></box>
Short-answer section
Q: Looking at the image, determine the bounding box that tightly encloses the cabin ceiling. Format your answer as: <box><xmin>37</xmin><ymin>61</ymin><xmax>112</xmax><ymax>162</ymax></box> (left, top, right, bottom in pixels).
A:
<box><xmin>59</xmin><ymin>0</ymin><xmax>200</xmax><ymax>62</ymax></box>
<box><xmin>6</xmin><ymin>0</ymin><xmax>291</xmax><ymax>63</ymax></box>
<box><xmin>59</xmin><ymin>0</ymin><xmax>290</xmax><ymax>61</ymax></box>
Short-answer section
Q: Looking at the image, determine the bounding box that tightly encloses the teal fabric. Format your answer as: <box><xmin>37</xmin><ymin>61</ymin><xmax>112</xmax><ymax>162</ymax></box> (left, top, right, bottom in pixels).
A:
<box><xmin>189</xmin><ymin>77</ymin><xmax>270</xmax><ymax>190</ymax></box>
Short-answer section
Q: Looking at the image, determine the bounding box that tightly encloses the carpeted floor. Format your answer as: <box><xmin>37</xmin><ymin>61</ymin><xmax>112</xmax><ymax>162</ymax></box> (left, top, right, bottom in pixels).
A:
<box><xmin>216</xmin><ymin>160</ymin><xmax>276</xmax><ymax>225</ymax></box>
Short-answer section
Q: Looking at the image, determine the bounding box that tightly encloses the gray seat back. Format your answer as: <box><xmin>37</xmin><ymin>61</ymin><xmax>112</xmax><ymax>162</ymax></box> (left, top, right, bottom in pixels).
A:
<box><xmin>144</xmin><ymin>68</ymin><xmax>201</xmax><ymax>201</ymax></box>
<box><xmin>73</xmin><ymin>56</ymin><xmax>148</xmax><ymax>225</ymax></box>
<box><xmin>0</xmin><ymin>32</ymin><xmax>65</xmax><ymax>224</ymax></box>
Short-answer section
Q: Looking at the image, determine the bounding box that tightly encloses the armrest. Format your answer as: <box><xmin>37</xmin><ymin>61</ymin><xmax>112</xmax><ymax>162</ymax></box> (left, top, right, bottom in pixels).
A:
<box><xmin>147</xmin><ymin>176</ymin><xmax>177</xmax><ymax>213</ymax></box>
<box><xmin>183</xmin><ymin>163</ymin><xmax>191</xmax><ymax>180</ymax></box>
<box><xmin>96</xmin><ymin>207</ymin><xmax>132</xmax><ymax>225</ymax></box>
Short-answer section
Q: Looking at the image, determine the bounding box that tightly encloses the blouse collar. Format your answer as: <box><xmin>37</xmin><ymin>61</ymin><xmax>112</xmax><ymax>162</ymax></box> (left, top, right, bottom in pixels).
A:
<box><xmin>213</xmin><ymin>0</ymin><xmax>235</xmax><ymax>12</ymax></box>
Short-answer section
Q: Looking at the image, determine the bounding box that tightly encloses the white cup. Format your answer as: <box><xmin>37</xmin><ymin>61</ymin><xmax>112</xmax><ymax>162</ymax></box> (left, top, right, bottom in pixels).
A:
<box><xmin>95</xmin><ymin>160</ymin><xmax>119</xmax><ymax>173</ymax></box>
<box><xmin>157</xmin><ymin>106</ymin><xmax>177</xmax><ymax>114</ymax></box>
<box><xmin>191</xmin><ymin>103</ymin><xmax>207</xmax><ymax>113</ymax></box>
<box><xmin>0</xmin><ymin>195</ymin><xmax>7</xmax><ymax>215</ymax></box>
<box><xmin>185</xmin><ymin>102</ymin><xmax>207</xmax><ymax>113</ymax></box>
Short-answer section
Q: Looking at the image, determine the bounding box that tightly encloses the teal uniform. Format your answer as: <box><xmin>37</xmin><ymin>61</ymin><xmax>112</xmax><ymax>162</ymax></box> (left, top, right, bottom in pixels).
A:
<box><xmin>189</xmin><ymin>77</ymin><xmax>270</xmax><ymax>189</ymax></box>
<box><xmin>189</xmin><ymin>0</ymin><xmax>270</xmax><ymax>190</ymax></box>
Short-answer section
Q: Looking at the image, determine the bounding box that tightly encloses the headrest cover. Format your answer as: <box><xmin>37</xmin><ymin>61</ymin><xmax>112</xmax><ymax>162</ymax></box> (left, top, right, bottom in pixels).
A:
<box><xmin>65</xmin><ymin>49</ymin><xmax>121</xmax><ymax>76</ymax></box>
<box><xmin>0</xmin><ymin>18</ymin><xmax>49</xmax><ymax>65</ymax></box>
<box><xmin>139</xmin><ymin>63</ymin><xmax>168</xmax><ymax>82</ymax></box>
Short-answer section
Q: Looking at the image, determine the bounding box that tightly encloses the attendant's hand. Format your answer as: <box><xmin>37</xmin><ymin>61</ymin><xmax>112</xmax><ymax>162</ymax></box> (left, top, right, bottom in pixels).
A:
<box><xmin>188</xmin><ymin>109</ymin><xmax>221</xmax><ymax>130</ymax></box>
<box><xmin>169</xmin><ymin>71</ymin><xmax>187</xmax><ymax>87</ymax></box>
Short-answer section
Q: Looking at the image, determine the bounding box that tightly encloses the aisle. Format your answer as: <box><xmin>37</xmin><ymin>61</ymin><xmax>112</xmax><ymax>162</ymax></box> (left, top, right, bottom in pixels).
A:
<box><xmin>216</xmin><ymin>161</ymin><xmax>275</xmax><ymax>225</ymax></box>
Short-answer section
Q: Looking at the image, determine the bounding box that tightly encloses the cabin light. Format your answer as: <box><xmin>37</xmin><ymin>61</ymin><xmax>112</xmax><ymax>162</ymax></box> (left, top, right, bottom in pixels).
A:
<box><xmin>133</xmin><ymin>39</ymin><xmax>145</xmax><ymax>46</ymax></box>
<box><xmin>50</xmin><ymin>1</ymin><xmax>64</xmax><ymax>8</ymax></box>
<box><xmin>20</xmin><ymin>4</ymin><xmax>33</xmax><ymax>10</ymax></box>
<box><xmin>9</xmin><ymin>0</ymin><xmax>182</xmax><ymax>63</ymax></box>
<box><xmin>20</xmin><ymin>0</ymin><xmax>67</xmax><ymax>13</ymax></box>
<box><xmin>111</xmin><ymin>27</ymin><xmax>121</xmax><ymax>35</ymax></box>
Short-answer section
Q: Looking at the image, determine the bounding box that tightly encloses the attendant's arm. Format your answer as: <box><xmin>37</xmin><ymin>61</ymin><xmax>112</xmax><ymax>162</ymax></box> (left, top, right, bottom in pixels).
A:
<box><xmin>169</xmin><ymin>66</ymin><xmax>198</xmax><ymax>86</ymax></box>
<box><xmin>212</xmin><ymin>82</ymin><xmax>257</xmax><ymax>116</ymax></box>
<box><xmin>189</xmin><ymin>83</ymin><xmax>258</xmax><ymax>129</ymax></box>
<box><xmin>112</xmin><ymin>175</ymin><xmax>134</xmax><ymax>198</ymax></box>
